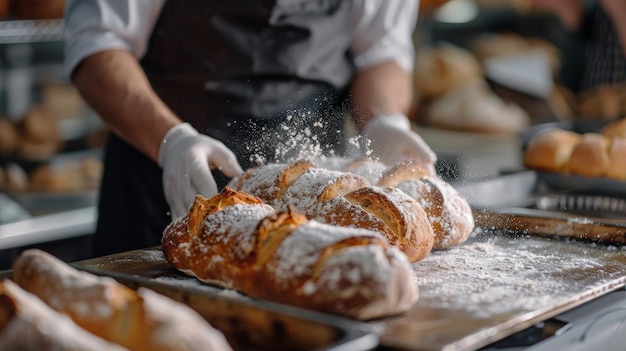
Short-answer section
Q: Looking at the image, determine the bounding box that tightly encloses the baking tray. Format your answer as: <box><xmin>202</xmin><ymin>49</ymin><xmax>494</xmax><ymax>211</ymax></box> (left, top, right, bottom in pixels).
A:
<box><xmin>70</xmin><ymin>230</ymin><xmax>626</xmax><ymax>351</ymax></box>
<box><xmin>536</xmin><ymin>172</ymin><xmax>626</xmax><ymax>198</ymax></box>
<box><xmin>71</xmin><ymin>248</ymin><xmax>378</xmax><ymax>351</ymax></box>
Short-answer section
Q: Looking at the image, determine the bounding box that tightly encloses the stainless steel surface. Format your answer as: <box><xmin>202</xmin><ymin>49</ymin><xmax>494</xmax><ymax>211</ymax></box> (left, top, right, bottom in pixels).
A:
<box><xmin>535</xmin><ymin>194</ymin><xmax>626</xmax><ymax>219</ymax></box>
<box><xmin>73</xmin><ymin>248</ymin><xmax>378</xmax><ymax>351</ymax></box>
<box><xmin>72</xmin><ymin>231</ymin><xmax>626</xmax><ymax>351</ymax></box>
<box><xmin>0</xmin><ymin>206</ymin><xmax>97</xmax><ymax>250</ymax></box>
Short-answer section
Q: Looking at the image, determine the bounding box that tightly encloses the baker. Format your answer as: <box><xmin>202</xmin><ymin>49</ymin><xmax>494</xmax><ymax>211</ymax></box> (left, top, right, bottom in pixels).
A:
<box><xmin>64</xmin><ymin>0</ymin><xmax>437</xmax><ymax>256</ymax></box>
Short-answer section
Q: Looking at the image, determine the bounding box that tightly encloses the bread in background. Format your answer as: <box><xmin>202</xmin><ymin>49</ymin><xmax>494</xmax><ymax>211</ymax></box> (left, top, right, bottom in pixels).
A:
<box><xmin>524</xmin><ymin>129</ymin><xmax>581</xmax><ymax>172</ymax></box>
<box><xmin>426</xmin><ymin>79</ymin><xmax>530</xmax><ymax>134</ymax></box>
<box><xmin>600</xmin><ymin>118</ymin><xmax>626</xmax><ymax>138</ymax></box>
<box><xmin>567</xmin><ymin>133</ymin><xmax>611</xmax><ymax>177</ymax></box>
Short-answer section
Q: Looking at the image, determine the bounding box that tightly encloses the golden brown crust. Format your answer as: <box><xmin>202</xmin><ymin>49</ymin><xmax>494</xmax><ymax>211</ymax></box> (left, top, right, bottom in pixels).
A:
<box><xmin>607</xmin><ymin>137</ymin><xmax>626</xmax><ymax>181</ymax></box>
<box><xmin>396</xmin><ymin>176</ymin><xmax>475</xmax><ymax>250</ymax></box>
<box><xmin>567</xmin><ymin>133</ymin><xmax>611</xmax><ymax>177</ymax></box>
<box><xmin>162</xmin><ymin>189</ymin><xmax>419</xmax><ymax>320</ymax></box>
<box><xmin>11</xmin><ymin>249</ymin><xmax>233</xmax><ymax>351</ymax></box>
<box><xmin>343</xmin><ymin>186</ymin><xmax>434</xmax><ymax>262</ymax></box>
<box><xmin>376</xmin><ymin>159</ymin><xmax>437</xmax><ymax>187</ymax></box>
<box><xmin>524</xmin><ymin>129</ymin><xmax>582</xmax><ymax>172</ymax></box>
<box><xmin>0</xmin><ymin>280</ymin><xmax>127</xmax><ymax>351</ymax></box>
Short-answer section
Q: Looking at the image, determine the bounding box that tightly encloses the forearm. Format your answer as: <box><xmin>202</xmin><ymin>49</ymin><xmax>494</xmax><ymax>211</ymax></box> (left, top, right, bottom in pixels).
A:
<box><xmin>350</xmin><ymin>61</ymin><xmax>413</xmax><ymax>132</ymax></box>
<box><xmin>71</xmin><ymin>49</ymin><xmax>180</xmax><ymax>161</ymax></box>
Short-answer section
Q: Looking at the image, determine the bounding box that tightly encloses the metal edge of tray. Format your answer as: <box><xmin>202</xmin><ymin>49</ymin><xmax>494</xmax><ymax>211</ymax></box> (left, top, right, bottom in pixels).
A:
<box><xmin>72</xmin><ymin>255</ymin><xmax>378</xmax><ymax>351</ymax></box>
<box><xmin>473</xmin><ymin>207</ymin><xmax>626</xmax><ymax>244</ymax></box>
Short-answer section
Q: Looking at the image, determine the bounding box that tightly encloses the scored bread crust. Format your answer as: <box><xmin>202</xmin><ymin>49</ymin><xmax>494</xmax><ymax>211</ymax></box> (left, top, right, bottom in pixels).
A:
<box><xmin>343</xmin><ymin>187</ymin><xmax>434</xmax><ymax>262</ymax></box>
<box><xmin>396</xmin><ymin>176</ymin><xmax>474</xmax><ymax>250</ymax></box>
<box><xmin>0</xmin><ymin>280</ymin><xmax>128</xmax><ymax>351</ymax></box>
<box><xmin>162</xmin><ymin>189</ymin><xmax>419</xmax><ymax>320</ymax></box>
<box><xmin>11</xmin><ymin>249</ymin><xmax>233</xmax><ymax>351</ymax></box>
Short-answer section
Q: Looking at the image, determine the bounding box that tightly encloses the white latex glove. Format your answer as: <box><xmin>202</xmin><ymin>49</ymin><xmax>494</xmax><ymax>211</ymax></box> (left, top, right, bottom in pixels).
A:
<box><xmin>158</xmin><ymin>123</ymin><xmax>244</xmax><ymax>218</ymax></box>
<box><xmin>362</xmin><ymin>114</ymin><xmax>437</xmax><ymax>168</ymax></box>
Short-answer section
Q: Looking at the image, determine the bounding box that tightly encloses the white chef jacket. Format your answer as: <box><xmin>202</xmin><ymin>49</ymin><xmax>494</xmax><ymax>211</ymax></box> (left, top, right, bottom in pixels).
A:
<box><xmin>63</xmin><ymin>0</ymin><xmax>418</xmax><ymax>79</ymax></box>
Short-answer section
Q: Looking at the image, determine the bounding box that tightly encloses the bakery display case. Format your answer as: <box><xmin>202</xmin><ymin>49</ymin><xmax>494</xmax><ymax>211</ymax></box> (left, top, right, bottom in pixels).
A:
<box><xmin>0</xmin><ymin>2</ymin><xmax>104</xmax><ymax>269</ymax></box>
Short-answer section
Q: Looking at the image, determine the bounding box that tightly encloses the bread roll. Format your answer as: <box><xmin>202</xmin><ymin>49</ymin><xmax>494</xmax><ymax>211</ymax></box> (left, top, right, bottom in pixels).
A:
<box><xmin>0</xmin><ymin>279</ymin><xmax>128</xmax><ymax>351</ymax></box>
<box><xmin>607</xmin><ymin>136</ymin><xmax>626</xmax><ymax>181</ymax></box>
<box><xmin>426</xmin><ymin>80</ymin><xmax>530</xmax><ymax>134</ymax></box>
<box><xmin>567</xmin><ymin>133</ymin><xmax>611</xmax><ymax>177</ymax></box>
<box><xmin>396</xmin><ymin>176</ymin><xmax>474</xmax><ymax>250</ymax></box>
<box><xmin>12</xmin><ymin>249</ymin><xmax>233</xmax><ymax>351</ymax></box>
<box><xmin>524</xmin><ymin>129</ymin><xmax>582</xmax><ymax>172</ymax></box>
<box><xmin>413</xmin><ymin>43</ymin><xmax>483</xmax><ymax>99</ymax></box>
<box><xmin>162</xmin><ymin>188</ymin><xmax>419</xmax><ymax>320</ymax></box>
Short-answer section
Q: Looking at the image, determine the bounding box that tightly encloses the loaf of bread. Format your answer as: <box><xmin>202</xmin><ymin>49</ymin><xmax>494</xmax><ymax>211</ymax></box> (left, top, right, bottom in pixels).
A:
<box><xmin>524</xmin><ymin>129</ymin><xmax>582</xmax><ymax>172</ymax></box>
<box><xmin>567</xmin><ymin>133</ymin><xmax>611</xmax><ymax>177</ymax></box>
<box><xmin>395</xmin><ymin>176</ymin><xmax>474</xmax><ymax>250</ymax></box>
<box><xmin>162</xmin><ymin>188</ymin><xmax>419</xmax><ymax>320</ymax></box>
<box><xmin>426</xmin><ymin>80</ymin><xmax>530</xmax><ymax>134</ymax></box>
<box><xmin>11</xmin><ymin>249</ymin><xmax>233</xmax><ymax>351</ymax></box>
<box><xmin>0</xmin><ymin>279</ymin><xmax>128</xmax><ymax>351</ymax></box>
<box><xmin>230</xmin><ymin>162</ymin><xmax>435</xmax><ymax>262</ymax></box>
<box><xmin>525</xmin><ymin>128</ymin><xmax>626</xmax><ymax>181</ymax></box>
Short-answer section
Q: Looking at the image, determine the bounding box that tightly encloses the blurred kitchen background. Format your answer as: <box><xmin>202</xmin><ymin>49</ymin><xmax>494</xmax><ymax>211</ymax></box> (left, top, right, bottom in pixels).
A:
<box><xmin>0</xmin><ymin>0</ymin><xmax>617</xmax><ymax>269</ymax></box>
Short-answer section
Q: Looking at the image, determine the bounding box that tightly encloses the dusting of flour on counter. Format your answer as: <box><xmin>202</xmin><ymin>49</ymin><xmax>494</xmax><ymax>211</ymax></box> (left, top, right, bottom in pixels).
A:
<box><xmin>412</xmin><ymin>233</ymin><xmax>609</xmax><ymax>318</ymax></box>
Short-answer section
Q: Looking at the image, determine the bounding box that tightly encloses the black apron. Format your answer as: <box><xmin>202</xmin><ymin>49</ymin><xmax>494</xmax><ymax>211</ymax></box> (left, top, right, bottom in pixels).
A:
<box><xmin>93</xmin><ymin>0</ymin><xmax>355</xmax><ymax>256</ymax></box>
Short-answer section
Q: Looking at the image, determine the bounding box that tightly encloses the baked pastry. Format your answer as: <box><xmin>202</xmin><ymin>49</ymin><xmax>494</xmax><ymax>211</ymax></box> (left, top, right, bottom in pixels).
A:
<box><xmin>524</xmin><ymin>129</ymin><xmax>582</xmax><ymax>172</ymax></box>
<box><xmin>12</xmin><ymin>249</ymin><xmax>233</xmax><ymax>351</ymax></box>
<box><xmin>376</xmin><ymin>159</ymin><xmax>437</xmax><ymax>187</ymax></box>
<box><xmin>162</xmin><ymin>188</ymin><xmax>419</xmax><ymax>320</ymax></box>
<box><xmin>607</xmin><ymin>136</ymin><xmax>626</xmax><ymax>181</ymax></box>
<box><xmin>229</xmin><ymin>160</ymin><xmax>315</xmax><ymax>207</ymax></box>
<box><xmin>0</xmin><ymin>279</ymin><xmax>127</xmax><ymax>351</ymax></box>
<box><xmin>396</xmin><ymin>176</ymin><xmax>474</xmax><ymax>250</ymax></box>
<box><xmin>413</xmin><ymin>43</ymin><xmax>483</xmax><ymax>100</ymax></box>
<box><xmin>567</xmin><ymin>133</ymin><xmax>611</xmax><ymax>178</ymax></box>
<box><xmin>230</xmin><ymin>162</ymin><xmax>437</xmax><ymax>262</ymax></box>
<box><xmin>342</xmin><ymin>186</ymin><xmax>435</xmax><ymax>262</ymax></box>
<box><xmin>426</xmin><ymin>79</ymin><xmax>530</xmax><ymax>134</ymax></box>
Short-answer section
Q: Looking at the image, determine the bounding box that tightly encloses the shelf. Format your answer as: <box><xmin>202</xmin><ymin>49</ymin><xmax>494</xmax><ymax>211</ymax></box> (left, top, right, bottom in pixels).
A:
<box><xmin>0</xmin><ymin>18</ymin><xmax>63</xmax><ymax>44</ymax></box>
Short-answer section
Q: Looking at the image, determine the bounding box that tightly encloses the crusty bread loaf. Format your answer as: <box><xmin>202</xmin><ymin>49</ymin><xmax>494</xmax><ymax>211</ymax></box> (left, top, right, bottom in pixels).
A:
<box><xmin>567</xmin><ymin>133</ymin><xmax>611</xmax><ymax>177</ymax></box>
<box><xmin>396</xmin><ymin>176</ymin><xmax>474</xmax><ymax>250</ymax></box>
<box><xmin>376</xmin><ymin>159</ymin><xmax>437</xmax><ymax>187</ymax></box>
<box><xmin>0</xmin><ymin>279</ymin><xmax>128</xmax><ymax>351</ymax></box>
<box><xmin>524</xmin><ymin>128</ymin><xmax>626</xmax><ymax>182</ymax></box>
<box><xmin>230</xmin><ymin>162</ymin><xmax>435</xmax><ymax>262</ymax></box>
<box><xmin>524</xmin><ymin>129</ymin><xmax>582</xmax><ymax>172</ymax></box>
<box><xmin>342</xmin><ymin>186</ymin><xmax>435</xmax><ymax>262</ymax></box>
<box><xmin>11</xmin><ymin>249</ymin><xmax>233</xmax><ymax>351</ymax></box>
<box><xmin>162</xmin><ymin>188</ymin><xmax>419</xmax><ymax>320</ymax></box>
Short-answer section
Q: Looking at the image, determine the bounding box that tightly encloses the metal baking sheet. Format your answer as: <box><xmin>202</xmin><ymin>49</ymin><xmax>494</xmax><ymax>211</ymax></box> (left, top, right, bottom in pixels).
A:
<box><xmin>536</xmin><ymin>172</ymin><xmax>626</xmax><ymax>198</ymax></box>
<box><xmin>72</xmin><ymin>248</ymin><xmax>378</xmax><ymax>351</ymax></box>
<box><xmin>72</xmin><ymin>230</ymin><xmax>626</xmax><ymax>351</ymax></box>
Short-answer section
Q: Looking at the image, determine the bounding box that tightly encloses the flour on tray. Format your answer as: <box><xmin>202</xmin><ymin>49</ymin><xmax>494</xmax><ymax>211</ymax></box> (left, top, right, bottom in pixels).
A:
<box><xmin>412</xmin><ymin>233</ymin><xmax>608</xmax><ymax>318</ymax></box>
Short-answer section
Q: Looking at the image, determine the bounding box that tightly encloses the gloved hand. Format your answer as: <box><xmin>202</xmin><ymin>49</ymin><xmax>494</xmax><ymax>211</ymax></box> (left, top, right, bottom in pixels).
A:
<box><xmin>158</xmin><ymin>123</ymin><xmax>244</xmax><ymax>218</ymax></box>
<box><xmin>362</xmin><ymin>114</ymin><xmax>437</xmax><ymax>169</ymax></box>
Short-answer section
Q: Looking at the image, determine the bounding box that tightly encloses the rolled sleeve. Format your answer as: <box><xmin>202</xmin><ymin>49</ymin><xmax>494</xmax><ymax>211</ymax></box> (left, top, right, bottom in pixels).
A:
<box><xmin>350</xmin><ymin>0</ymin><xmax>418</xmax><ymax>73</ymax></box>
<box><xmin>63</xmin><ymin>0</ymin><xmax>164</xmax><ymax>79</ymax></box>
